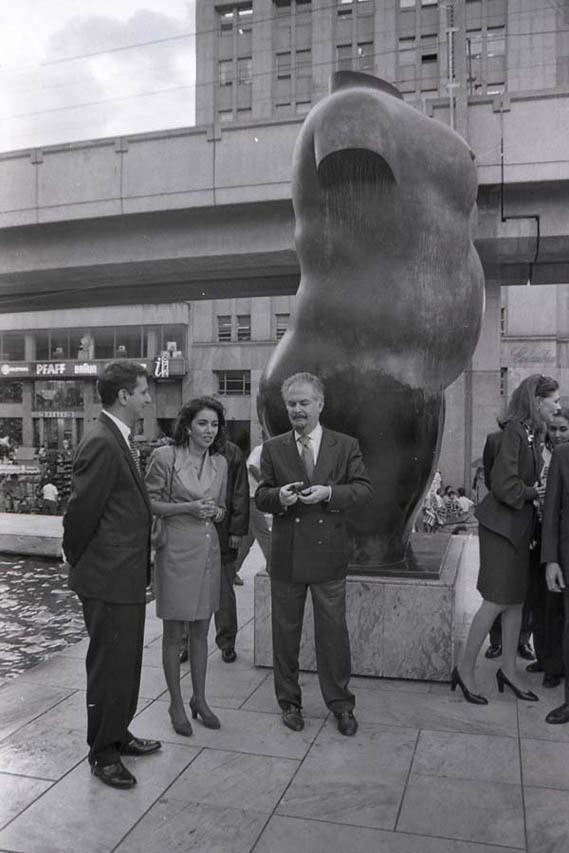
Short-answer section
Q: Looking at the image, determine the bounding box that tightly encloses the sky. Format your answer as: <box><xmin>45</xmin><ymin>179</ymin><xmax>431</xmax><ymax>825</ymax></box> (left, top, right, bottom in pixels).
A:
<box><xmin>0</xmin><ymin>0</ymin><xmax>196</xmax><ymax>153</ymax></box>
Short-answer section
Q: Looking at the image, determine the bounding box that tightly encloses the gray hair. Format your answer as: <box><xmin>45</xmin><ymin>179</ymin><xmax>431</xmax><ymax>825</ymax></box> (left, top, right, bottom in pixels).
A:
<box><xmin>281</xmin><ymin>372</ymin><xmax>325</xmax><ymax>402</ymax></box>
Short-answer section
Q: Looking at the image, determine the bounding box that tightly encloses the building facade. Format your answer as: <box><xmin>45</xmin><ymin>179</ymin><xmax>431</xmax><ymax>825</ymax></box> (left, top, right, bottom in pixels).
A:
<box><xmin>0</xmin><ymin>298</ymin><xmax>294</xmax><ymax>455</ymax></box>
<box><xmin>2</xmin><ymin>1</ymin><xmax>569</xmax><ymax>492</ymax></box>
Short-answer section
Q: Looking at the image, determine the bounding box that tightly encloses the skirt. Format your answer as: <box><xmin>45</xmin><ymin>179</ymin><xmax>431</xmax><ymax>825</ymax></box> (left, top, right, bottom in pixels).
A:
<box><xmin>477</xmin><ymin>523</ymin><xmax>530</xmax><ymax>606</ymax></box>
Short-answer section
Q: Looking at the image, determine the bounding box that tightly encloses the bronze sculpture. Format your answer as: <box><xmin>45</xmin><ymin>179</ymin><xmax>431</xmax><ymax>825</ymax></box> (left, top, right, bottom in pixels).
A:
<box><xmin>258</xmin><ymin>71</ymin><xmax>484</xmax><ymax>570</ymax></box>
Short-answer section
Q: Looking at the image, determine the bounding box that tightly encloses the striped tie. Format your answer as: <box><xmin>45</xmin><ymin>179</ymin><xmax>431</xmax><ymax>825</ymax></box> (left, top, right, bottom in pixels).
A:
<box><xmin>298</xmin><ymin>434</ymin><xmax>314</xmax><ymax>482</ymax></box>
<box><xmin>128</xmin><ymin>435</ymin><xmax>141</xmax><ymax>476</ymax></box>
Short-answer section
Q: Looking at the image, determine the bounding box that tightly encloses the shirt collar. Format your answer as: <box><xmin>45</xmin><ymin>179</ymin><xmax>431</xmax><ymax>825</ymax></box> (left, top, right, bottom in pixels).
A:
<box><xmin>294</xmin><ymin>422</ymin><xmax>322</xmax><ymax>444</ymax></box>
<box><xmin>102</xmin><ymin>409</ymin><xmax>132</xmax><ymax>446</ymax></box>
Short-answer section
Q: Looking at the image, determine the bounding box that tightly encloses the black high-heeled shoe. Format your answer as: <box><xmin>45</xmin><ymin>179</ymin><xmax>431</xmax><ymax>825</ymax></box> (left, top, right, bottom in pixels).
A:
<box><xmin>496</xmin><ymin>668</ymin><xmax>538</xmax><ymax>701</ymax></box>
<box><xmin>189</xmin><ymin>697</ymin><xmax>221</xmax><ymax>729</ymax></box>
<box><xmin>168</xmin><ymin>706</ymin><xmax>193</xmax><ymax>736</ymax></box>
<box><xmin>450</xmin><ymin>667</ymin><xmax>488</xmax><ymax>705</ymax></box>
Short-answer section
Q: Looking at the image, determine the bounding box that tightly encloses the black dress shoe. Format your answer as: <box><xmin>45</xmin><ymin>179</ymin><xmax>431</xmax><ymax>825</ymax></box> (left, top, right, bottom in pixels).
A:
<box><xmin>543</xmin><ymin>674</ymin><xmax>562</xmax><ymax>688</ymax></box>
<box><xmin>121</xmin><ymin>736</ymin><xmax>161</xmax><ymax>756</ymax></box>
<box><xmin>546</xmin><ymin>702</ymin><xmax>569</xmax><ymax>724</ymax></box>
<box><xmin>518</xmin><ymin>643</ymin><xmax>535</xmax><ymax>661</ymax></box>
<box><xmin>179</xmin><ymin>646</ymin><xmax>188</xmax><ymax>664</ymax></box>
<box><xmin>282</xmin><ymin>705</ymin><xmax>304</xmax><ymax>731</ymax></box>
<box><xmin>484</xmin><ymin>644</ymin><xmax>502</xmax><ymax>659</ymax></box>
<box><xmin>450</xmin><ymin>666</ymin><xmax>488</xmax><ymax>705</ymax></box>
<box><xmin>222</xmin><ymin>647</ymin><xmax>237</xmax><ymax>663</ymax></box>
<box><xmin>496</xmin><ymin>668</ymin><xmax>538</xmax><ymax>701</ymax></box>
<box><xmin>336</xmin><ymin>710</ymin><xmax>358</xmax><ymax>736</ymax></box>
<box><xmin>526</xmin><ymin>661</ymin><xmax>544</xmax><ymax>673</ymax></box>
<box><xmin>92</xmin><ymin>760</ymin><xmax>136</xmax><ymax>789</ymax></box>
<box><xmin>233</xmin><ymin>574</ymin><xmax>244</xmax><ymax>586</ymax></box>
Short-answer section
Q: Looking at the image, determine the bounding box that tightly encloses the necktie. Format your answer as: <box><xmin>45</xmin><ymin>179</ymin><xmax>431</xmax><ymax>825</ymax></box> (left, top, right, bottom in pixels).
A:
<box><xmin>299</xmin><ymin>434</ymin><xmax>314</xmax><ymax>482</ymax></box>
<box><xmin>128</xmin><ymin>435</ymin><xmax>141</xmax><ymax>476</ymax></box>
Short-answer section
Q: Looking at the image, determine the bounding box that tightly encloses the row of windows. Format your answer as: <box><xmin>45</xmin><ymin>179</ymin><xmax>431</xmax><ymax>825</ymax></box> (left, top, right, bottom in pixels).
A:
<box><xmin>0</xmin><ymin>381</ymin><xmax>83</xmax><ymax>410</ymax></box>
<box><xmin>0</xmin><ymin>373</ymin><xmax>255</xmax><ymax>405</ymax></box>
<box><xmin>0</xmin><ymin>327</ymin><xmax>186</xmax><ymax>363</ymax></box>
<box><xmin>216</xmin><ymin>313</ymin><xmax>289</xmax><ymax>342</ymax></box>
<box><xmin>215</xmin><ymin>0</ymin><xmax>510</xmax><ymax>122</ymax></box>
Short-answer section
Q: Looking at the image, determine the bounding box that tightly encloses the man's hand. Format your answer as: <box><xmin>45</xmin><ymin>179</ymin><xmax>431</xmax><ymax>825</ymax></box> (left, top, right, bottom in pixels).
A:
<box><xmin>546</xmin><ymin>562</ymin><xmax>566</xmax><ymax>593</ymax></box>
<box><xmin>297</xmin><ymin>485</ymin><xmax>332</xmax><ymax>504</ymax></box>
<box><xmin>535</xmin><ymin>481</ymin><xmax>547</xmax><ymax>502</ymax></box>
<box><xmin>228</xmin><ymin>535</ymin><xmax>241</xmax><ymax>550</ymax></box>
<box><xmin>279</xmin><ymin>482</ymin><xmax>304</xmax><ymax>506</ymax></box>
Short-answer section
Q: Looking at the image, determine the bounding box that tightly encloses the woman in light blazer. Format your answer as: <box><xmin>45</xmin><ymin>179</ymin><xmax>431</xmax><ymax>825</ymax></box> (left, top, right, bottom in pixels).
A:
<box><xmin>145</xmin><ymin>398</ymin><xmax>228</xmax><ymax>735</ymax></box>
<box><xmin>453</xmin><ymin>374</ymin><xmax>560</xmax><ymax>704</ymax></box>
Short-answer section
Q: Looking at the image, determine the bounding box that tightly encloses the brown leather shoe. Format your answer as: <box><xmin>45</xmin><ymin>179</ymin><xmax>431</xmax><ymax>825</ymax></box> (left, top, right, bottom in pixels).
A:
<box><xmin>335</xmin><ymin>710</ymin><xmax>358</xmax><ymax>736</ymax></box>
<box><xmin>282</xmin><ymin>705</ymin><xmax>304</xmax><ymax>731</ymax></box>
<box><xmin>92</xmin><ymin>760</ymin><xmax>136</xmax><ymax>789</ymax></box>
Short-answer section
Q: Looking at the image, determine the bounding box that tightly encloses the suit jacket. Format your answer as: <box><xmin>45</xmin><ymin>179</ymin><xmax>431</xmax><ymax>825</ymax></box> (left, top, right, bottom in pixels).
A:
<box><xmin>215</xmin><ymin>440</ymin><xmax>250</xmax><ymax>557</ymax></box>
<box><xmin>63</xmin><ymin>413</ymin><xmax>152</xmax><ymax>604</ymax></box>
<box><xmin>255</xmin><ymin>427</ymin><xmax>372</xmax><ymax>583</ymax></box>
<box><xmin>482</xmin><ymin>430</ymin><xmax>502</xmax><ymax>492</ymax></box>
<box><xmin>541</xmin><ymin>443</ymin><xmax>569</xmax><ymax>571</ymax></box>
<box><xmin>475</xmin><ymin>420</ymin><xmax>539</xmax><ymax>548</ymax></box>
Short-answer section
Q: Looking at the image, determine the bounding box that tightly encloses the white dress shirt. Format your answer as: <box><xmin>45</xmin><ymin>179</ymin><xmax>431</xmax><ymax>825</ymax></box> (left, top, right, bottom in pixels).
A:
<box><xmin>102</xmin><ymin>409</ymin><xmax>132</xmax><ymax>449</ymax></box>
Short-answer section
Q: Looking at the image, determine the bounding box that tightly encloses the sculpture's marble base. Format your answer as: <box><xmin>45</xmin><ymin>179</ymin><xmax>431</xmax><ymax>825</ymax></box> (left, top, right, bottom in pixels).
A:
<box><xmin>253</xmin><ymin>533</ymin><xmax>472</xmax><ymax>682</ymax></box>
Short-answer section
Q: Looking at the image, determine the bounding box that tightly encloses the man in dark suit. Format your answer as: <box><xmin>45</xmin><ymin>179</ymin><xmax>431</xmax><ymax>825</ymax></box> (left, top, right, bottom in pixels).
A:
<box><xmin>214</xmin><ymin>437</ymin><xmax>249</xmax><ymax>662</ymax></box>
<box><xmin>541</xmin><ymin>440</ymin><xmax>569</xmax><ymax>723</ymax></box>
<box><xmin>256</xmin><ymin>372</ymin><xmax>372</xmax><ymax>736</ymax></box>
<box><xmin>63</xmin><ymin>361</ymin><xmax>161</xmax><ymax>789</ymax></box>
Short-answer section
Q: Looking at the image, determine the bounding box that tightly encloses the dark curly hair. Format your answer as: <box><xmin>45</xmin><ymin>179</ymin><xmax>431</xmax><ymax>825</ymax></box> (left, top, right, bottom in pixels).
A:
<box><xmin>171</xmin><ymin>396</ymin><xmax>226</xmax><ymax>453</ymax></box>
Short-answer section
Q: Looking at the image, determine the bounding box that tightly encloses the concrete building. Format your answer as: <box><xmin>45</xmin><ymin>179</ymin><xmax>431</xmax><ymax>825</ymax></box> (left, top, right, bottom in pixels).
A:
<box><xmin>1</xmin><ymin>0</ymin><xmax>569</xmax><ymax>489</ymax></box>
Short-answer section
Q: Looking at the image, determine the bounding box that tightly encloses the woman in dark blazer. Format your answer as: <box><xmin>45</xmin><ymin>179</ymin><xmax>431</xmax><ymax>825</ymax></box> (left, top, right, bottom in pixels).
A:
<box><xmin>452</xmin><ymin>374</ymin><xmax>560</xmax><ymax>704</ymax></box>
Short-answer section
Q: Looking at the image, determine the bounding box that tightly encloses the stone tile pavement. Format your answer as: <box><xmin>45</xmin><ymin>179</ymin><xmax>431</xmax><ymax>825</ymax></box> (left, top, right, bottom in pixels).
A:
<box><xmin>1</xmin><ymin>539</ymin><xmax>569</xmax><ymax>852</ymax></box>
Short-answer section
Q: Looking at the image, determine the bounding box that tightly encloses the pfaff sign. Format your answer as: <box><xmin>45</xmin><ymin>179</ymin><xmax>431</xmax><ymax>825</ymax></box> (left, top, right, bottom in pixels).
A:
<box><xmin>35</xmin><ymin>362</ymin><xmax>66</xmax><ymax>376</ymax></box>
<box><xmin>153</xmin><ymin>355</ymin><xmax>170</xmax><ymax>379</ymax></box>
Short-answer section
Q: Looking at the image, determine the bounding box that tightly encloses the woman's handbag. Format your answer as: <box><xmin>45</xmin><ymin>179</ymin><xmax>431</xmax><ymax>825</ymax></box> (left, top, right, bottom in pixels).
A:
<box><xmin>150</xmin><ymin>448</ymin><xmax>175</xmax><ymax>550</ymax></box>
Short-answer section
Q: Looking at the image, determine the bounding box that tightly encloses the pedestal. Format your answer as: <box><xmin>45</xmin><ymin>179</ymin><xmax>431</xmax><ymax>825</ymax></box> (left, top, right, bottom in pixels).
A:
<box><xmin>253</xmin><ymin>532</ymin><xmax>473</xmax><ymax>682</ymax></box>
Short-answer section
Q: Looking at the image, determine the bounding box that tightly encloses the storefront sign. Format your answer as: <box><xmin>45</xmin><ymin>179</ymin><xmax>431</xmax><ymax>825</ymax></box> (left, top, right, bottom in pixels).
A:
<box><xmin>32</xmin><ymin>412</ymin><xmax>78</xmax><ymax>419</ymax></box>
<box><xmin>0</xmin><ymin>357</ymin><xmax>186</xmax><ymax>380</ymax></box>
<box><xmin>154</xmin><ymin>354</ymin><xmax>170</xmax><ymax>379</ymax></box>
<box><xmin>1</xmin><ymin>363</ymin><xmax>30</xmax><ymax>376</ymax></box>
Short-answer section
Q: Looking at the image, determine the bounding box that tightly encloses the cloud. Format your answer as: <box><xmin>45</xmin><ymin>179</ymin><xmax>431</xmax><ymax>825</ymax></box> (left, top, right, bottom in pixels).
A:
<box><xmin>0</xmin><ymin>3</ymin><xmax>196</xmax><ymax>152</ymax></box>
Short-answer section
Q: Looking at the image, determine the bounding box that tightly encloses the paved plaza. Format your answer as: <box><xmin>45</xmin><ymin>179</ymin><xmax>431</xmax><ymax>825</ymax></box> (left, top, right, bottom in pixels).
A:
<box><xmin>1</xmin><ymin>539</ymin><xmax>569</xmax><ymax>852</ymax></box>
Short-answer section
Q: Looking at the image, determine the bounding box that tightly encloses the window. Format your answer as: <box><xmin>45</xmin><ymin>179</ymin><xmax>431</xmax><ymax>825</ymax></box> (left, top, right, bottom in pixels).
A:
<box><xmin>272</xmin><ymin>0</ymin><xmax>312</xmax><ymax>114</ymax></box>
<box><xmin>276</xmin><ymin>51</ymin><xmax>292</xmax><ymax>79</ymax></box>
<box><xmin>237</xmin><ymin>315</ymin><xmax>251</xmax><ymax>341</ymax></box>
<box><xmin>217</xmin><ymin>4</ymin><xmax>253</xmax><ymax>122</ymax></box>
<box><xmin>357</xmin><ymin>41</ymin><xmax>373</xmax><ymax>72</ymax></box>
<box><xmin>237</xmin><ymin>56</ymin><xmax>252</xmax><ymax>84</ymax></box>
<box><xmin>337</xmin><ymin>44</ymin><xmax>353</xmax><ymax>71</ymax></box>
<box><xmin>0</xmin><ymin>382</ymin><xmax>23</xmax><ymax>403</ymax></box>
<box><xmin>34</xmin><ymin>381</ymin><xmax>83</xmax><ymax>411</ymax></box>
<box><xmin>217</xmin><ymin>316</ymin><xmax>232</xmax><ymax>342</ymax></box>
<box><xmin>500</xmin><ymin>306</ymin><xmax>506</xmax><ymax>336</ymax></box>
<box><xmin>216</xmin><ymin>370</ymin><xmax>251</xmax><ymax>396</ymax></box>
<box><xmin>0</xmin><ymin>332</ymin><xmax>25</xmax><ymax>361</ymax></box>
<box><xmin>219</xmin><ymin>60</ymin><xmax>233</xmax><ymax>86</ymax></box>
<box><xmin>466</xmin><ymin>1</ymin><xmax>506</xmax><ymax>94</ymax></box>
<box><xmin>296</xmin><ymin>49</ymin><xmax>311</xmax><ymax>77</ymax></box>
<box><xmin>0</xmin><ymin>417</ymin><xmax>22</xmax><ymax>445</ymax></box>
<box><xmin>275</xmin><ymin>314</ymin><xmax>290</xmax><ymax>340</ymax></box>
